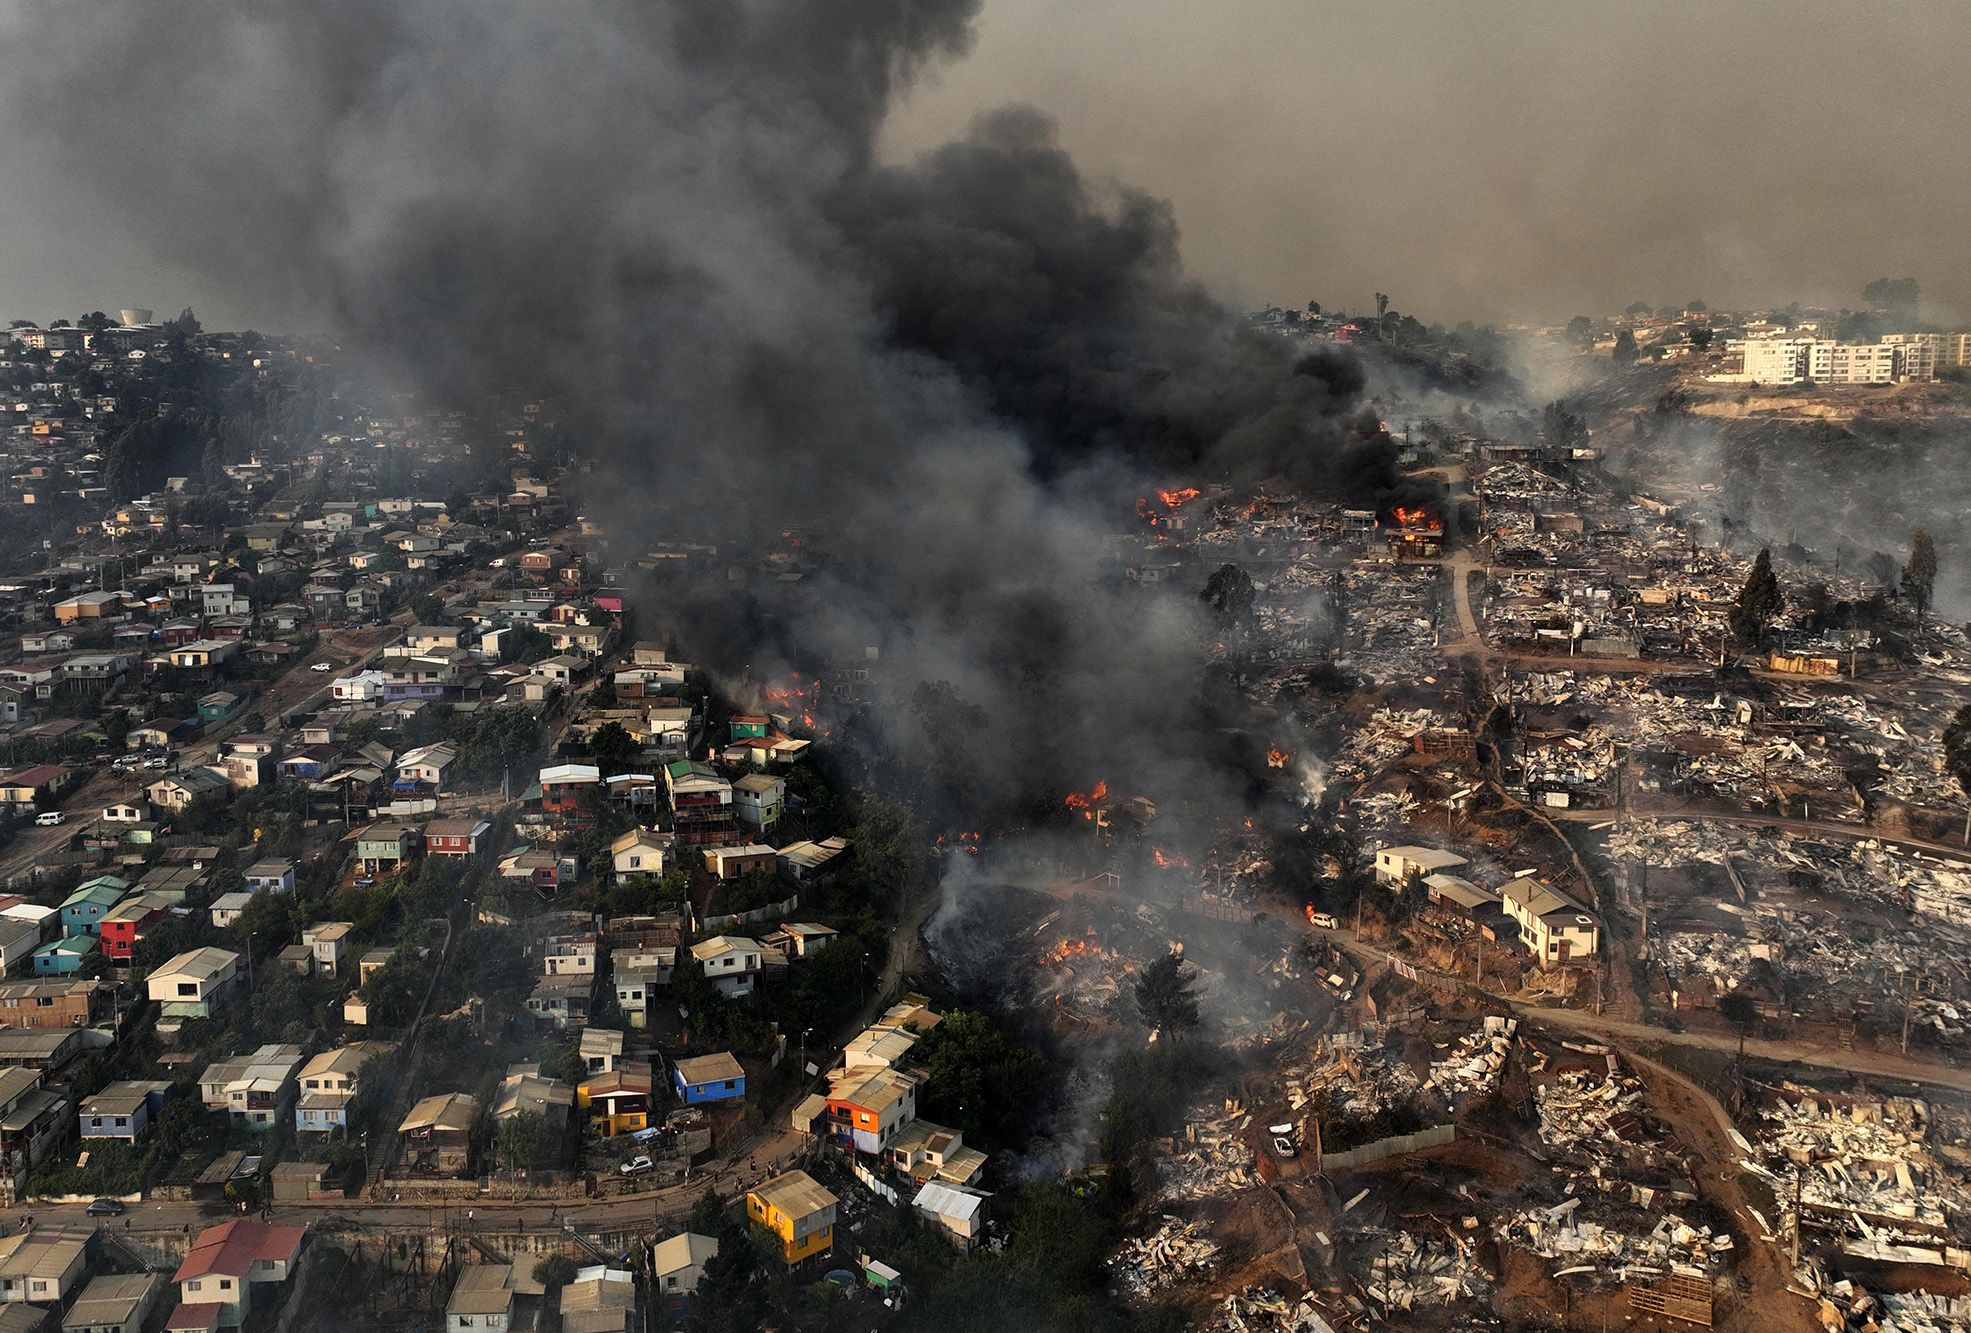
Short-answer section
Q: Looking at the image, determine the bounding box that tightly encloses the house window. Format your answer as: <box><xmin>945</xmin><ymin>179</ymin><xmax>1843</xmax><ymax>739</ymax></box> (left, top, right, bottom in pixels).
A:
<box><xmin>178</xmin><ymin>982</ymin><xmax>198</xmax><ymax>996</ymax></box>
<box><xmin>724</xmin><ymin>1080</ymin><xmax>736</xmax><ymax>1090</ymax></box>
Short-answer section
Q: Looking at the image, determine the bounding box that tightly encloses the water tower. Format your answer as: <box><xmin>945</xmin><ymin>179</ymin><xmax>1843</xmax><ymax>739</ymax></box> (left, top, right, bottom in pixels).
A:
<box><xmin>118</xmin><ymin>308</ymin><xmax>154</xmax><ymax>327</ymax></box>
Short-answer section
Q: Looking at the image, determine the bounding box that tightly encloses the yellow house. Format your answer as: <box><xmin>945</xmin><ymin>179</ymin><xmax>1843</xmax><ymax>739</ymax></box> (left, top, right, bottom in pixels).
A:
<box><xmin>746</xmin><ymin>1170</ymin><xmax>837</xmax><ymax>1265</ymax></box>
<box><xmin>576</xmin><ymin>1062</ymin><xmax>652</xmax><ymax>1138</ymax></box>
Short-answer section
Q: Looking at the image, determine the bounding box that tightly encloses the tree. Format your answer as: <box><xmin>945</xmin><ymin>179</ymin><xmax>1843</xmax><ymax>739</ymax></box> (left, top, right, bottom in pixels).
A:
<box><xmin>1687</xmin><ymin>325</ymin><xmax>1714</xmax><ymax>351</ymax></box>
<box><xmin>1685</xmin><ymin>299</ymin><xmax>1707</xmax><ymax>313</ymax></box>
<box><xmin>1625</xmin><ymin>302</ymin><xmax>1653</xmax><ymax>316</ymax></box>
<box><xmin>1861</xmin><ymin>277</ymin><xmax>1919</xmax><ymax>323</ymax></box>
<box><xmin>588</xmin><ymin>721</ymin><xmax>636</xmax><ymax>776</ymax></box>
<box><xmin>1718</xmin><ymin>989</ymin><xmax>1759</xmax><ymax>1082</ymax></box>
<box><xmin>688</xmin><ymin>1186</ymin><xmax>728</xmax><ymax>1237</ymax></box>
<box><xmin>163</xmin><ymin>307</ymin><xmax>202</xmax><ymax>339</ymax></box>
<box><xmin>1611</xmin><ymin>329</ymin><xmax>1639</xmax><ymax>365</ymax></box>
<box><xmin>1200</xmin><ymin>563</ymin><xmax>1256</xmax><ymax>634</ymax></box>
<box><xmin>915</xmin><ymin>1010</ymin><xmax>1045</xmax><ymax>1146</ymax></box>
<box><xmin>413</xmin><ymin>593</ymin><xmax>446</xmax><ymax>625</ymax></box>
<box><xmin>492</xmin><ymin>1111</ymin><xmax>560</xmax><ymax>1172</ymax></box>
<box><xmin>1133</xmin><ymin>951</ymin><xmax>1201</xmax><ymax>1036</ymax></box>
<box><xmin>1900</xmin><ymin>529</ymin><xmax>1938</xmax><ymax>628</ymax></box>
<box><xmin>1565</xmin><ymin>315</ymin><xmax>1592</xmax><ymax>341</ymax></box>
<box><xmin>1541</xmin><ymin>401</ymin><xmax>1588</xmax><ymax>450</ymax></box>
<box><xmin>1729</xmin><ymin>548</ymin><xmax>1783</xmax><ymax>648</ymax></box>
<box><xmin>533</xmin><ymin>1254</ymin><xmax>577</xmax><ymax>1294</ymax></box>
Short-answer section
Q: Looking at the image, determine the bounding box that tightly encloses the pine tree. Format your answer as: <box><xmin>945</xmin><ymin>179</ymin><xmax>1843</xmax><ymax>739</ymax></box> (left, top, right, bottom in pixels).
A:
<box><xmin>1729</xmin><ymin>548</ymin><xmax>1783</xmax><ymax>648</ymax></box>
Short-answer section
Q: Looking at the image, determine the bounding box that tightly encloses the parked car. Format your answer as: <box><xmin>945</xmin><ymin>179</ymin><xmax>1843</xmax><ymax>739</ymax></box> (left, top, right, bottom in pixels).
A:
<box><xmin>1268</xmin><ymin>1125</ymin><xmax>1299</xmax><ymax>1159</ymax></box>
<box><xmin>1308</xmin><ymin>911</ymin><xmax>1338</xmax><ymax>930</ymax></box>
<box><xmin>142</xmin><ymin>756</ymin><xmax>169</xmax><ymax>770</ymax></box>
<box><xmin>33</xmin><ymin>811</ymin><xmax>64</xmax><ymax>827</ymax></box>
<box><xmin>85</xmin><ymin>1198</ymin><xmax>126</xmax><ymax>1216</ymax></box>
<box><xmin>311</xmin><ymin>661</ymin><xmax>335</xmax><ymax>672</ymax></box>
<box><xmin>617</xmin><ymin>1155</ymin><xmax>654</xmax><ymax>1177</ymax></box>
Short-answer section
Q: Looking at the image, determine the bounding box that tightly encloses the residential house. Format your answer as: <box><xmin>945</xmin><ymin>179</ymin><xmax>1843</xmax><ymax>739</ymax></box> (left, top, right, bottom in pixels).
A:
<box><xmin>146</xmin><ymin>769</ymin><xmax>231</xmax><ymax>813</ymax></box>
<box><xmin>99</xmin><ymin>800</ymin><xmax>148</xmax><ymax>824</ymax></box>
<box><xmin>703</xmin><ymin>844</ymin><xmax>777</xmax><ymax>881</ymax></box>
<box><xmin>580</xmin><ymin>1029</ymin><xmax>623</xmax><ymax>1076</ymax></box>
<box><xmin>243</xmin><ymin>860</ymin><xmax>296</xmax><ymax>894</ymax></box>
<box><xmin>302</xmin><ymin>922</ymin><xmax>354</xmax><ymax>977</ymax></box>
<box><xmin>731</xmin><ymin>773</ymin><xmax>784</xmax><ymax>831</ymax></box>
<box><xmin>169</xmin><ymin>1220</ymin><xmax>307</xmax><ymax>1329</ymax></box>
<box><xmin>0</xmin><ymin>922</ymin><xmax>44</xmax><ymax>980</ymax></box>
<box><xmin>0</xmin><ymin>1067</ymin><xmax>70</xmax><ymax>1179</ymax></box>
<box><xmin>911</xmin><ymin>1181</ymin><xmax>988</xmax><ymax>1251</ymax></box>
<box><xmin>1373</xmin><ymin>844</ymin><xmax>1470</xmax><ymax>888</ymax></box>
<box><xmin>30</xmin><ymin>936</ymin><xmax>98</xmax><ymax>978</ymax></box>
<box><xmin>198</xmin><ymin>1044</ymin><xmax>304</xmax><ymax>1128</ymax></box>
<box><xmin>97</xmin><ymin>894</ymin><xmax>169</xmax><ymax>965</ymax></box>
<box><xmin>398</xmin><ymin>1092</ymin><xmax>479</xmax><ymax>1176</ymax></box>
<box><xmin>0</xmin><ymin>766</ymin><xmax>71</xmax><ymax>809</ymax></box>
<box><xmin>541</xmin><ymin>933</ymin><xmax>596</xmax><ymax>978</ymax></box>
<box><xmin>689</xmin><ymin>937</ymin><xmax>762</xmax><ymax>999</ymax></box>
<box><xmin>663</xmin><ymin>761</ymin><xmax>734</xmax><ymax>845</ymax></box>
<box><xmin>0</xmin><ymin>1233</ymin><xmax>87</xmax><ymax>1307</ymax></box>
<box><xmin>612</xmin><ymin>956</ymin><xmax>667</xmax><ymax>1029</ymax></box>
<box><xmin>671</xmin><ymin>1052</ymin><xmax>745</xmax><ymax>1106</ymax></box>
<box><xmin>525</xmin><ymin>975</ymin><xmax>592</xmax><ymax>1030</ymax></box>
<box><xmin>78</xmin><ymin>1081</ymin><xmax>172</xmax><ymax>1143</ymax></box>
<box><xmin>776</xmin><ymin>836</ymin><xmax>849</xmax><ymax>886</ymax></box>
<box><xmin>166</xmin><ymin>639</ymin><xmax>239</xmax><ymax>672</ymax></box>
<box><xmin>492</xmin><ymin>1065</ymin><xmax>574</xmax><ymax>1131</ymax></box>
<box><xmin>146</xmin><ymin>947</ymin><xmax>241</xmax><ymax>1020</ymax></box>
<box><xmin>825</xmin><ymin>1066</ymin><xmax>918</xmax><ymax>1156</ymax></box>
<box><xmin>424</xmin><ymin>818</ymin><xmax>491</xmax><ymax>858</ymax></box>
<box><xmin>558</xmin><ymin>1266</ymin><xmax>636</xmax><ymax>1333</ymax></box>
<box><xmin>579</xmin><ymin>1062</ymin><xmax>653</xmax><ymax>1138</ymax></box>
<box><xmin>0</xmin><ymin>979</ymin><xmax>109</xmax><ymax>1030</ymax></box>
<box><xmin>650</xmin><ymin>1234</ymin><xmax>717</xmax><ymax>1309</ymax></box>
<box><xmin>62</xmin><ymin>1273</ymin><xmax>164</xmax><ymax>1333</ymax></box>
<box><xmin>196</xmin><ymin>692</ymin><xmax>241</xmax><ymax>726</ymax></box>
<box><xmin>394</xmin><ymin>743</ymin><xmax>457</xmax><ymax>792</ymax></box>
<box><xmin>444</xmin><ymin>1265</ymin><xmax>515</xmax><ymax>1333</ymax></box>
<box><xmin>609</xmin><ymin>828</ymin><xmax>673</xmax><ymax>882</ymax></box>
<box><xmin>539</xmin><ymin>763</ymin><xmax>601</xmax><ymax>816</ymax></box>
<box><xmin>59</xmin><ymin>877</ymin><xmax>128</xmax><ymax>937</ymax></box>
<box><xmin>295</xmin><ymin>1041</ymin><xmax>394</xmax><ymax>1135</ymax></box>
<box><xmin>746</xmin><ymin>1171</ymin><xmax>837</xmax><ymax>1265</ymax></box>
<box><xmin>765</xmin><ymin>923</ymin><xmax>837</xmax><ymax>960</ymax></box>
<box><xmin>1500</xmin><ymin>877</ymin><xmax>1601</xmax><ymax>965</ymax></box>
<box><xmin>353</xmin><ymin>823</ymin><xmax>417</xmax><ymax>877</ymax></box>
<box><xmin>207</xmin><ymin>893</ymin><xmax>253</xmax><ymax>930</ymax></box>
<box><xmin>887</xmin><ymin>1119</ymin><xmax>988</xmax><ymax>1188</ymax></box>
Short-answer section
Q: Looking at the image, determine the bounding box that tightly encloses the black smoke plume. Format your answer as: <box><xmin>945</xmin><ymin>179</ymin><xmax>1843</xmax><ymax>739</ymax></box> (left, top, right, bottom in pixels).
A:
<box><xmin>0</xmin><ymin>0</ymin><xmax>1369</xmax><ymax>814</ymax></box>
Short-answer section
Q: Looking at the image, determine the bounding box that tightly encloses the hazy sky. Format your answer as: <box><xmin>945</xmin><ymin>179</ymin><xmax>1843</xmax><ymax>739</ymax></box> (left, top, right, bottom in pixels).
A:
<box><xmin>2</xmin><ymin>0</ymin><xmax>1965</xmax><ymax>330</ymax></box>
<box><xmin>880</xmin><ymin>0</ymin><xmax>1971</xmax><ymax>326</ymax></box>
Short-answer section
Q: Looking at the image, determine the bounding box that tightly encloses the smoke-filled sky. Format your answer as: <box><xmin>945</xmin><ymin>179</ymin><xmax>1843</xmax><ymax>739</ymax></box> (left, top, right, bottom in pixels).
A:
<box><xmin>878</xmin><ymin>0</ymin><xmax>1971</xmax><ymax>326</ymax></box>
<box><xmin>3</xmin><ymin>2</ymin><xmax>1964</xmax><ymax>329</ymax></box>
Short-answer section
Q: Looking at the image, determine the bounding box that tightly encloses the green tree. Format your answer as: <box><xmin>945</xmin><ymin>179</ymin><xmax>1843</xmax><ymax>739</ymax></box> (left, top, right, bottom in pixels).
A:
<box><xmin>1133</xmin><ymin>952</ymin><xmax>1201</xmax><ymax>1036</ymax></box>
<box><xmin>1611</xmin><ymin>329</ymin><xmax>1638</xmax><ymax>365</ymax></box>
<box><xmin>533</xmin><ymin>1254</ymin><xmax>577</xmax><ymax>1294</ymax></box>
<box><xmin>492</xmin><ymin>1111</ymin><xmax>560</xmax><ymax>1172</ymax></box>
<box><xmin>1687</xmin><ymin>325</ymin><xmax>1715</xmax><ymax>351</ymax></box>
<box><xmin>1900</xmin><ymin>529</ymin><xmax>1938</xmax><ymax>628</ymax></box>
<box><xmin>915</xmin><ymin>1010</ymin><xmax>1045</xmax><ymax>1147</ymax></box>
<box><xmin>1728</xmin><ymin>548</ymin><xmax>1783</xmax><ymax>648</ymax></box>
<box><xmin>588</xmin><ymin>721</ymin><xmax>636</xmax><ymax>776</ymax></box>
<box><xmin>688</xmin><ymin>1186</ymin><xmax>728</xmax><ymax>1237</ymax></box>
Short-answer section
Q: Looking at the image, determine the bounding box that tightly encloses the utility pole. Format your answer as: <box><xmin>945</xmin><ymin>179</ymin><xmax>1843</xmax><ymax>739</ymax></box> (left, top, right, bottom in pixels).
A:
<box><xmin>1901</xmin><ymin>966</ymin><xmax>1913</xmax><ymax>1056</ymax></box>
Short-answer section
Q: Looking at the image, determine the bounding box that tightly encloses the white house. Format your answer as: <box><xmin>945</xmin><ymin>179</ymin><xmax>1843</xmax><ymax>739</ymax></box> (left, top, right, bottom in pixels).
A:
<box><xmin>171</xmin><ymin>1220</ymin><xmax>306</xmax><ymax>1328</ymax></box>
<box><xmin>1500</xmin><ymin>877</ymin><xmax>1601</xmax><ymax>966</ymax></box>
<box><xmin>650</xmin><ymin>1234</ymin><xmax>718</xmax><ymax>1301</ymax></box>
<box><xmin>1373</xmin><ymin>844</ymin><xmax>1469</xmax><ymax>888</ymax></box>
<box><xmin>610</xmin><ymin>827</ymin><xmax>674</xmax><ymax>882</ymax></box>
<box><xmin>689</xmin><ymin>936</ymin><xmax>763</xmax><ymax>999</ymax></box>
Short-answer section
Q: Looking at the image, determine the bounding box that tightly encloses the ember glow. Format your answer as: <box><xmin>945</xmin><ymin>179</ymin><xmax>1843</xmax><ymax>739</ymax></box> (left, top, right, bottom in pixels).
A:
<box><xmin>1266</xmin><ymin>747</ymin><xmax>1294</xmax><ymax>768</ymax></box>
<box><xmin>1157</xmin><ymin>486</ymin><xmax>1201</xmax><ymax>509</ymax></box>
<box><xmin>1152</xmin><ymin>847</ymin><xmax>1189</xmax><ymax>869</ymax></box>
<box><xmin>1046</xmin><ymin>927</ymin><xmax>1111</xmax><ymax>964</ymax></box>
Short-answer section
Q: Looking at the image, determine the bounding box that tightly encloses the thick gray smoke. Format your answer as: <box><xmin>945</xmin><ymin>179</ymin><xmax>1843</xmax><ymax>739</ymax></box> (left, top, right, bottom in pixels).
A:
<box><xmin>0</xmin><ymin>0</ymin><xmax>1368</xmax><ymax>815</ymax></box>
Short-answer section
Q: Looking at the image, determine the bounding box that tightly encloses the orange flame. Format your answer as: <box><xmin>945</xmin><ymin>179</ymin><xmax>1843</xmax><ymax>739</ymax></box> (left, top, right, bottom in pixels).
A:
<box><xmin>1046</xmin><ymin>927</ymin><xmax>1111</xmax><ymax>964</ymax></box>
<box><xmin>1391</xmin><ymin>507</ymin><xmax>1441</xmax><ymax>531</ymax></box>
<box><xmin>1063</xmin><ymin>780</ymin><xmax>1110</xmax><ymax>811</ymax></box>
<box><xmin>1157</xmin><ymin>487</ymin><xmax>1201</xmax><ymax>509</ymax></box>
<box><xmin>1304</xmin><ymin>903</ymin><xmax>1318</xmax><ymax>924</ymax></box>
<box><xmin>1152</xmin><ymin>847</ymin><xmax>1189</xmax><ymax>869</ymax></box>
<box><xmin>1267</xmin><ymin>748</ymin><xmax>1293</xmax><ymax>768</ymax></box>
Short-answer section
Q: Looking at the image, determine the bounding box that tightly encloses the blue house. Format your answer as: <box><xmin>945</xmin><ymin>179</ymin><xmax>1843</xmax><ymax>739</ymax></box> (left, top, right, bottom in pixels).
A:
<box><xmin>672</xmin><ymin>1051</ymin><xmax>746</xmax><ymax>1105</ymax></box>
<box><xmin>33</xmin><ymin>935</ymin><xmax>98</xmax><ymax>976</ymax></box>
<box><xmin>80</xmin><ymin>1080</ymin><xmax>173</xmax><ymax>1142</ymax></box>
<box><xmin>60</xmin><ymin>876</ymin><xmax>129</xmax><ymax>937</ymax></box>
<box><xmin>197</xmin><ymin>690</ymin><xmax>242</xmax><ymax>723</ymax></box>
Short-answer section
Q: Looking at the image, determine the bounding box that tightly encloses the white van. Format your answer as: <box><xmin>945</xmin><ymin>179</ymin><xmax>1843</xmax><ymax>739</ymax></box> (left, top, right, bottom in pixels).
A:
<box><xmin>33</xmin><ymin>811</ymin><xmax>64</xmax><ymax>827</ymax></box>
